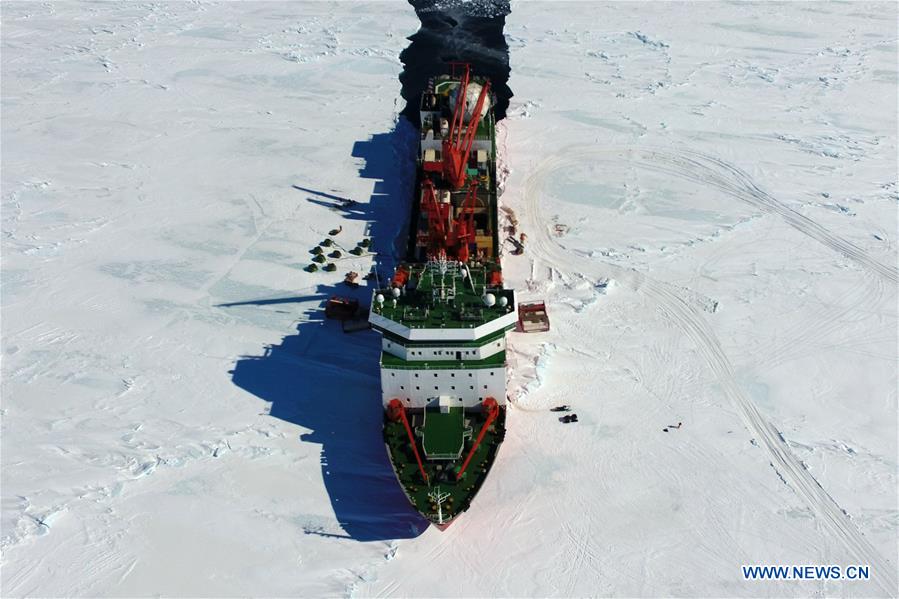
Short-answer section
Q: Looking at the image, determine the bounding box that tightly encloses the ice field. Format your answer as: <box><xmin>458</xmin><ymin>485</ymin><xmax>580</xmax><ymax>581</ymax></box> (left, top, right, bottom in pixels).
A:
<box><xmin>2</xmin><ymin>1</ymin><xmax>897</xmax><ymax>597</ymax></box>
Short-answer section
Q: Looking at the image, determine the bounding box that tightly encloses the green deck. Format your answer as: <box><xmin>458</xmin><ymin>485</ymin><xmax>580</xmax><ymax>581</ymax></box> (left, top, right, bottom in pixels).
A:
<box><xmin>421</xmin><ymin>407</ymin><xmax>469</xmax><ymax>459</ymax></box>
<box><xmin>384</xmin><ymin>407</ymin><xmax>505</xmax><ymax>525</ymax></box>
<box><xmin>372</xmin><ymin>263</ymin><xmax>514</xmax><ymax>329</ymax></box>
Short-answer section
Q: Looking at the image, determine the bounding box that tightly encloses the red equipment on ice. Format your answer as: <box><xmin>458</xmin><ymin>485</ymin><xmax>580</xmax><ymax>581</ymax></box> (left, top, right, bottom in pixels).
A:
<box><xmin>518</xmin><ymin>301</ymin><xmax>550</xmax><ymax>332</ymax></box>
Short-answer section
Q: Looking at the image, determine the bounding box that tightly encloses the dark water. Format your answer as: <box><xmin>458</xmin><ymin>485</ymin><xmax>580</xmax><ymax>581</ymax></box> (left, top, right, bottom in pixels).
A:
<box><xmin>400</xmin><ymin>0</ymin><xmax>513</xmax><ymax>124</ymax></box>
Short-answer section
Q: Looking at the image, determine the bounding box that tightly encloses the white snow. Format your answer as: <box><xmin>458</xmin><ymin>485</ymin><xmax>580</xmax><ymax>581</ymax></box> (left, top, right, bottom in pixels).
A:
<box><xmin>2</xmin><ymin>1</ymin><xmax>896</xmax><ymax>597</ymax></box>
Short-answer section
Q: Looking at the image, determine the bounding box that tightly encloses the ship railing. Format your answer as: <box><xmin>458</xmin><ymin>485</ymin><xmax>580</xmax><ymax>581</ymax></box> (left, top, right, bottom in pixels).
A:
<box><xmin>382</xmin><ymin>360</ymin><xmax>506</xmax><ymax>371</ymax></box>
<box><xmin>424</xmin><ymin>452</ymin><xmax>463</xmax><ymax>460</ymax></box>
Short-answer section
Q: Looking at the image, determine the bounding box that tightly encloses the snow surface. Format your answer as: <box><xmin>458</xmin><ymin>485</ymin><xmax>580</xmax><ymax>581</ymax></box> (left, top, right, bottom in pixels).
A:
<box><xmin>2</xmin><ymin>1</ymin><xmax>897</xmax><ymax>597</ymax></box>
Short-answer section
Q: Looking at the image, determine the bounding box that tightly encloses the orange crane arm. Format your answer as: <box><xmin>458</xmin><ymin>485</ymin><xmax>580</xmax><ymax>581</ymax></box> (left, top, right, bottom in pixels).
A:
<box><xmin>455</xmin><ymin>397</ymin><xmax>499</xmax><ymax>481</ymax></box>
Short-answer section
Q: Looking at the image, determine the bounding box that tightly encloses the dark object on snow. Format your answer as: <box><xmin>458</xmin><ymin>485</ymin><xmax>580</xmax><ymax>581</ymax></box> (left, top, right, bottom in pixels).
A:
<box><xmin>312</xmin><ymin>246</ymin><xmax>323</xmax><ymax>255</ymax></box>
<box><xmin>322</xmin><ymin>238</ymin><xmax>333</xmax><ymax>247</ymax></box>
<box><xmin>306</xmin><ymin>264</ymin><xmax>319</xmax><ymax>273</ymax></box>
<box><xmin>325</xmin><ymin>296</ymin><xmax>359</xmax><ymax>320</ymax></box>
<box><xmin>324</xmin><ymin>263</ymin><xmax>337</xmax><ymax>272</ymax></box>
<box><xmin>329</xmin><ymin>226</ymin><xmax>342</xmax><ymax>236</ymax></box>
<box><xmin>344</xmin><ymin>271</ymin><xmax>360</xmax><ymax>288</ymax></box>
<box><xmin>350</xmin><ymin>246</ymin><xmax>364</xmax><ymax>256</ymax></box>
<box><xmin>312</xmin><ymin>254</ymin><xmax>326</xmax><ymax>263</ymax></box>
<box><xmin>508</xmin><ymin>236</ymin><xmax>524</xmax><ymax>255</ymax></box>
<box><xmin>550</xmin><ymin>405</ymin><xmax>571</xmax><ymax>412</ymax></box>
<box><xmin>330</xmin><ymin>250</ymin><xmax>342</xmax><ymax>259</ymax></box>
<box><xmin>559</xmin><ymin>414</ymin><xmax>578</xmax><ymax>423</ymax></box>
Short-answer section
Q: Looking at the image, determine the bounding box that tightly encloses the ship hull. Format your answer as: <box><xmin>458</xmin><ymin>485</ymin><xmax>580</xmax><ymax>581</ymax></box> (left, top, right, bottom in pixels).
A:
<box><xmin>372</xmin><ymin>67</ymin><xmax>512</xmax><ymax>529</ymax></box>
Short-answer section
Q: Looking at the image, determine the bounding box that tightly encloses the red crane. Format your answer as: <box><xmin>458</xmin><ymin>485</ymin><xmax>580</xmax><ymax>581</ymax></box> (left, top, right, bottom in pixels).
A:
<box><xmin>420</xmin><ymin>178</ymin><xmax>450</xmax><ymax>254</ymax></box>
<box><xmin>422</xmin><ymin>178</ymin><xmax>480</xmax><ymax>261</ymax></box>
<box><xmin>442</xmin><ymin>64</ymin><xmax>491</xmax><ymax>190</ymax></box>
<box><xmin>450</xmin><ymin>180</ymin><xmax>479</xmax><ymax>262</ymax></box>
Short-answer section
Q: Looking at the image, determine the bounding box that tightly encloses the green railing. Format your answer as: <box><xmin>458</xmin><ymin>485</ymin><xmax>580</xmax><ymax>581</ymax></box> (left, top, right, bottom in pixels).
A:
<box><xmin>381</xmin><ymin>351</ymin><xmax>506</xmax><ymax>370</ymax></box>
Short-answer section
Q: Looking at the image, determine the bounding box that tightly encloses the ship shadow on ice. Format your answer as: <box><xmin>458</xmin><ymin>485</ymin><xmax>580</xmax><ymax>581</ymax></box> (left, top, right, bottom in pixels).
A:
<box><xmin>228</xmin><ymin>122</ymin><xmax>427</xmax><ymax>541</ymax></box>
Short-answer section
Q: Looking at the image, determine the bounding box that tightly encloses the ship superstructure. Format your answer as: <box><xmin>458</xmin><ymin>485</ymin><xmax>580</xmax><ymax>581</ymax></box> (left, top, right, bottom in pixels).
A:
<box><xmin>369</xmin><ymin>65</ymin><xmax>515</xmax><ymax>528</ymax></box>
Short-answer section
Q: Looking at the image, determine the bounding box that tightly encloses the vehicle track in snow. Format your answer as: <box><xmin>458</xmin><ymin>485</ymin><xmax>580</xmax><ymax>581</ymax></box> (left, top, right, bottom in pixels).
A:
<box><xmin>520</xmin><ymin>148</ymin><xmax>898</xmax><ymax>596</ymax></box>
<box><xmin>596</xmin><ymin>146</ymin><xmax>896</xmax><ymax>284</ymax></box>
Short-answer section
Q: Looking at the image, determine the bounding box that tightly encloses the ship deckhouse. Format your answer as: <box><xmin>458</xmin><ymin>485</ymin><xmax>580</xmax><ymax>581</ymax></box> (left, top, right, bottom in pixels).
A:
<box><xmin>370</xmin><ymin>257</ymin><xmax>516</xmax><ymax>410</ymax></box>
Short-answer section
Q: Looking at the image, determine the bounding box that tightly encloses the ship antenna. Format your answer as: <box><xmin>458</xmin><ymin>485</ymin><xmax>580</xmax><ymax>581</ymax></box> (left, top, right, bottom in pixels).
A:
<box><xmin>428</xmin><ymin>487</ymin><xmax>451</xmax><ymax>525</ymax></box>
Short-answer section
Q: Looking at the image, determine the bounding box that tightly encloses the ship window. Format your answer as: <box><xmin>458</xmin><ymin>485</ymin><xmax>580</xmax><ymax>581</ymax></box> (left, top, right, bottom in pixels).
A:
<box><xmin>451</xmin><ymin>386</ymin><xmax>455</xmax><ymax>390</ymax></box>
<box><xmin>483</xmin><ymin>385</ymin><xmax>488</xmax><ymax>389</ymax></box>
<box><xmin>400</xmin><ymin>386</ymin><xmax>404</xmax><ymax>390</ymax></box>
<box><xmin>406</xmin><ymin>398</ymin><xmax>410</xmax><ymax>403</ymax></box>
<box><xmin>414</xmin><ymin>373</ymin><xmax>419</xmax><ymax>378</ymax></box>
<box><xmin>416</xmin><ymin>386</ymin><xmax>420</xmax><ymax>390</ymax></box>
<box><xmin>434</xmin><ymin>373</ymin><xmax>438</xmax><ymax>377</ymax></box>
<box><xmin>391</xmin><ymin>373</ymin><xmax>395</xmax><ymax>376</ymax></box>
<box><xmin>468</xmin><ymin>373</ymin><xmax>473</xmax><ymax>377</ymax></box>
<box><xmin>434</xmin><ymin>386</ymin><xmax>438</xmax><ymax>390</ymax></box>
<box><xmin>490</xmin><ymin>372</ymin><xmax>494</xmax><ymax>376</ymax></box>
<box><xmin>450</xmin><ymin>373</ymin><xmax>455</xmax><ymax>377</ymax></box>
<box><xmin>470</xmin><ymin>386</ymin><xmax>474</xmax><ymax>390</ymax></box>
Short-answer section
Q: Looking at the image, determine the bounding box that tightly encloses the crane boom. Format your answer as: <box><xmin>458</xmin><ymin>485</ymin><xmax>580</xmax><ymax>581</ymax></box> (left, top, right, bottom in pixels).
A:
<box><xmin>442</xmin><ymin>65</ymin><xmax>491</xmax><ymax>190</ymax></box>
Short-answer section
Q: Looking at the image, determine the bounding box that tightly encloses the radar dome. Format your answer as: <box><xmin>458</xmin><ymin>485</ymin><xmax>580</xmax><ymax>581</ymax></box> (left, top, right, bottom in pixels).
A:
<box><xmin>483</xmin><ymin>293</ymin><xmax>496</xmax><ymax>307</ymax></box>
<box><xmin>498</xmin><ymin>296</ymin><xmax>508</xmax><ymax>308</ymax></box>
<box><xmin>375</xmin><ymin>294</ymin><xmax>385</xmax><ymax>305</ymax></box>
<box><xmin>391</xmin><ymin>287</ymin><xmax>401</xmax><ymax>298</ymax></box>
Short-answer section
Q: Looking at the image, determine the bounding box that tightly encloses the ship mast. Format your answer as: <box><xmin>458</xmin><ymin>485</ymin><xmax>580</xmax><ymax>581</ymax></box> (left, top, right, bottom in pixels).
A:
<box><xmin>428</xmin><ymin>487</ymin><xmax>451</xmax><ymax>525</ymax></box>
